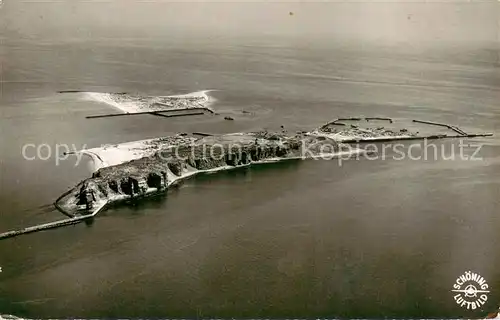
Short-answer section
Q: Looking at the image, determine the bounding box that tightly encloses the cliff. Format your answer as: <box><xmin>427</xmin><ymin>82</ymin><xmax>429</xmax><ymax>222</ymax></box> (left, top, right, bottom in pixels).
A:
<box><xmin>55</xmin><ymin>131</ymin><xmax>355</xmax><ymax>216</ymax></box>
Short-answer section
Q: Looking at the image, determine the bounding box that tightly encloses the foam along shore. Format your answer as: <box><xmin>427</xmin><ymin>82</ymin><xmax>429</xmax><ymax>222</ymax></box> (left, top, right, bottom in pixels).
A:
<box><xmin>56</xmin><ymin>132</ymin><xmax>366</xmax><ymax>217</ymax></box>
<box><xmin>0</xmin><ymin>315</ymin><xmax>28</xmax><ymax>320</ymax></box>
<box><xmin>75</xmin><ymin>117</ymin><xmax>491</xmax><ymax>173</ymax></box>
<box><xmin>62</xmin><ymin>117</ymin><xmax>494</xmax><ymax>217</ymax></box>
<box><xmin>84</xmin><ymin>90</ymin><xmax>214</xmax><ymax>114</ymax></box>
<box><xmin>158</xmin><ymin>90</ymin><xmax>215</xmax><ymax>99</ymax></box>
<box><xmin>0</xmin><ymin>117</ymin><xmax>493</xmax><ymax>240</ymax></box>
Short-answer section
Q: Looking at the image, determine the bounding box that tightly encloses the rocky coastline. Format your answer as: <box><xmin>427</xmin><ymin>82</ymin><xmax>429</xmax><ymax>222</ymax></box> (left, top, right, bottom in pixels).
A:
<box><xmin>55</xmin><ymin>117</ymin><xmax>494</xmax><ymax>217</ymax></box>
<box><xmin>55</xmin><ymin>131</ymin><xmax>360</xmax><ymax>217</ymax></box>
<box><xmin>0</xmin><ymin>117</ymin><xmax>492</xmax><ymax>241</ymax></box>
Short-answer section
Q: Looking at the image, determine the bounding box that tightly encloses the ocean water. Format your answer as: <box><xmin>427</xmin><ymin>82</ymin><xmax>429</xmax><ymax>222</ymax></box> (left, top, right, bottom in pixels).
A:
<box><xmin>0</xmin><ymin>35</ymin><xmax>499</xmax><ymax>318</ymax></box>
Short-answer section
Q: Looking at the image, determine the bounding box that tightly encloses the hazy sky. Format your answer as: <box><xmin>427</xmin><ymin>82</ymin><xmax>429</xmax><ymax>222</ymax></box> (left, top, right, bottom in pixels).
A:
<box><xmin>1</xmin><ymin>0</ymin><xmax>499</xmax><ymax>44</ymax></box>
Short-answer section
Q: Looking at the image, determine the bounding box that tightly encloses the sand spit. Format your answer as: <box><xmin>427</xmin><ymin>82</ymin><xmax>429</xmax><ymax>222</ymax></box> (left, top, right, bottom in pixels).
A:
<box><xmin>0</xmin><ymin>117</ymin><xmax>492</xmax><ymax>241</ymax></box>
<box><xmin>56</xmin><ymin>131</ymin><xmax>365</xmax><ymax>217</ymax></box>
<box><xmin>57</xmin><ymin>116</ymin><xmax>494</xmax><ymax>217</ymax></box>
<box><xmin>84</xmin><ymin>90</ymin><xmax>214</xmax><ymax>114</ymax></box>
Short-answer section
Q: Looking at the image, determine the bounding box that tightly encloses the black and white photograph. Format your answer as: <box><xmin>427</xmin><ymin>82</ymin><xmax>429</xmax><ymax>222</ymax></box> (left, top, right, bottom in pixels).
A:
<box><xmin>0</xmin><ymin>0</ymin><xmax>499</xmax><ymax>318</ymax></box>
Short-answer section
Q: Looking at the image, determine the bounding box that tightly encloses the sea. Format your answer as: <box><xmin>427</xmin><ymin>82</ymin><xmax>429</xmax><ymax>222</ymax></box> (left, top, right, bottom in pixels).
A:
<box><xmin>1</xmin><ymin>15</ymin><xmax>500</xmax><ymax>319</ymax></box>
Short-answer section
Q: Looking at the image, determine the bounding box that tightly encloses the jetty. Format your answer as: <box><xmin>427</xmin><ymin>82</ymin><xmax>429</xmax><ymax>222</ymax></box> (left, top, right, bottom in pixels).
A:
<box><xmin>0</xmin><ymin>202</ymin><xmax>107</xmax><ymax>240</ymax></box>
<box><xmin>0</xmin><ymin>117</ymin><xmax>493</xmax><ymax>241</ymax></box>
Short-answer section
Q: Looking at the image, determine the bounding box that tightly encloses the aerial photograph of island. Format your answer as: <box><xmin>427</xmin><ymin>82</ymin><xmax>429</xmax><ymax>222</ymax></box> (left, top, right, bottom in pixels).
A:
<box><xmin>0</xmin><ymin>0</ymin><xmax>499</xmax><ymax>319</ymax></box>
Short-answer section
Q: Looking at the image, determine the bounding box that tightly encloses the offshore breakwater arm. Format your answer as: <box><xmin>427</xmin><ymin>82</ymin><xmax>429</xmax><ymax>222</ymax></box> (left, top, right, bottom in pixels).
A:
<box><xmin>0</xmin><ymin>203</ymin><xmax>106</xmax><ymax>240</ymax></box>
<box><xmin>0</xmin><ymin>130</ymin><xmax>362</xmax><ymax>240</ymax></box>
<box><xmin>82</xmin><ymin>90</ymin><xmax>215</xmax><ymax>116</ymax></box>
<box><xmin>0</xmin><ymin>118</ymin><xmax>493</xmax><ymax>240</ymax></box>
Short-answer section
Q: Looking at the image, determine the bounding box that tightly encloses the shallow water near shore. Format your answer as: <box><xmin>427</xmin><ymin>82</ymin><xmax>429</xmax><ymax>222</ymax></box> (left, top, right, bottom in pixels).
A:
<box><xmin>0</xmin><ymin>34</ymin><xmax>500</xmax><ymax>318</ymax></box>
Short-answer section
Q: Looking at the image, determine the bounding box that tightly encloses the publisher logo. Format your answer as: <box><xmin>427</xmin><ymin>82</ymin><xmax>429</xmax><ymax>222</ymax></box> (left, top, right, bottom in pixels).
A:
<box><xmin>452</xmin><ymin>271</ymin><xmax>490</xmax><ymax>310</ymax></box>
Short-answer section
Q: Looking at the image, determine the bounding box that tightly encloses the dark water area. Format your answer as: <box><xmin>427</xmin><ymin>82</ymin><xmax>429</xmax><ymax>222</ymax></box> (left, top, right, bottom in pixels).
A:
<box><xmin>0</xmin><ymin>35</ymin><xmax>499</xmax><ymax>318</ymax></box>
